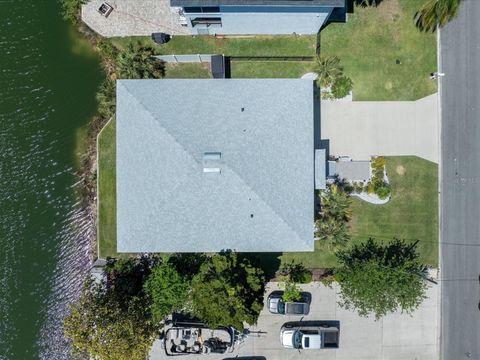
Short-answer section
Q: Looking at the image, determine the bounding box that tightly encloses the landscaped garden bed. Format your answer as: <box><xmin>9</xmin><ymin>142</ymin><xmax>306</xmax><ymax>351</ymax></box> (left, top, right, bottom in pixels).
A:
<box><xmin>281</xmin><ymin>156</ymin><xmax>438</xmax><ymax>268</ymax></box>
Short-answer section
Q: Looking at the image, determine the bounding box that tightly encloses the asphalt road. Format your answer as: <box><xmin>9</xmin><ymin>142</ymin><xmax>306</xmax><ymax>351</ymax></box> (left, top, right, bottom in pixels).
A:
<box><xmin>440</xmin><ymin>1</ymin><xmax>480</xmax><ymax>359</ymax></box>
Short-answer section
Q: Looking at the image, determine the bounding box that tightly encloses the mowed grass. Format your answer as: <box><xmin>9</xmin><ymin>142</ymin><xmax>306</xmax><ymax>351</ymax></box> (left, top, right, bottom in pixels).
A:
<box><xmin>97</xmin><ymin>118</ymin><xmax>117</xmax><ymax>258</ymax></box>
<box><xmin>164</xmin><ymin>63</ymin><xmax>211</xmax><ymax>78</ymax></box>
<box><xmin>111</xmin><ymin>0</ymin><xmax>435</xmax><ymax>99</ymax></box>
<box><xmin>111</xmin><ymin>35</ymin><xmax>317</xmax><ymax>57</ymax></box>
<box><xmin>230</xmin><ymin>61</ymin><xmax>312</xmax><ymax>78</ymax></box>
<box><xmin>320</xmin><ymin>0</ymin><xmax>437</xmax><ymax>100</ymax></box>
<box><xmin>281</xmin><ymin>156</ymin><xmax>438</xmax><ymax>268</ymax></box>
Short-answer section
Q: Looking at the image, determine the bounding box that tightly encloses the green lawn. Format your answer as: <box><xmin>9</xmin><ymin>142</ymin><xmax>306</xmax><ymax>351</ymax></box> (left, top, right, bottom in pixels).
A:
<box><xmin>97</xmin><ymin>118</ymin><xmax>117</xmax><ymax>258</ymax></box>
<box><xmin>164</xmin><ymin>63</ymin><xmax>211</xmax><ymax>78</ymax></box>
<box><xmin>110</xmin><ymin>0</ymin><xmax>436</xmax><ymax>99</ymax></box>
<box><xmin>320</xmin><ymin>0</ymin><xmax>437</xmax><ymax>100</ymax></box>
<box><xmin>281</xmin><ymin>156</ymin><xmax>438</xmax><ymax>268</ymax></box>
<box><xmin>230</xmin><ymin>61</ymin><xmax>312</xmax><ymax>78</ymax></box>
<box><xmin>111</xmin><ymin>35</ymin><xmax>317</xmax><ymax>57</ymax></box>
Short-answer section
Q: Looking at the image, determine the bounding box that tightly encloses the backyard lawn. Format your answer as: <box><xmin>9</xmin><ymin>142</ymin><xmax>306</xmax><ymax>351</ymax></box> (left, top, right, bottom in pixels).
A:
<box><xmin>164</xmin><ymin>63</ymin><xmax>211</xmax><ymax>79</ymax></box>
<box><xmin>111</xmin><ymin>34</ymin><xmax>317</xmax><ymax>57</ymax></box>
<box><xmin>281</xmin><ymin>156</ymin><xmax>438</xmax><ymax>268</ymax></box>
<box><xmin>97</xmin><ymin>118</ymin><xmax>117</xmax><ymax>258</ymax></box>
<box><xmin>320</xmin><ymin>0</ymin><xmax>437</xmax><ymax>100</ymax></box>
<box><xmin>110</xmin><ymin>0</ymin><xmax>436</xmax><ymax>99</ymax></box>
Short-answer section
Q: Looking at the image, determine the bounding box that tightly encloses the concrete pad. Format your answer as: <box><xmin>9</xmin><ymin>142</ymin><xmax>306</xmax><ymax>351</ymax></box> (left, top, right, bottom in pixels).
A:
<box><xmin>149</xmin><ymin>281</ymin><xmax>438</xmax><ymax>360</ymax></box>
<box><xmin>382</xmin><ymin>345</ymin><xmax>438</xmax><ymax>360</ymax></box>
<box><xmin>82</xmin><ymin>0</ymin><xmax>190</xmax><ymax>37</ymax></box>
<box><xmin>321</xmin><ymin>94</ymin><xmax>439</xmax><ymax>163</ymax></box>
<box><xmin>382</xmin><ymin>286</ymin><xmax>438</xmax><ymax>348</ymax></box>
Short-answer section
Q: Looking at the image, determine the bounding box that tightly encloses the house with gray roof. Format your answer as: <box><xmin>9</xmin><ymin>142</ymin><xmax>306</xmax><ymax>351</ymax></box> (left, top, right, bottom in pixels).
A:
<box><xmin>116</xmin><ymin>79</ymin><xmax>323</xmax><ymax>253</ymax></box>
<box><xmin>170</xmin><ymin>0</ymin><xmax>347</xmax><ymax>35</ymax></box>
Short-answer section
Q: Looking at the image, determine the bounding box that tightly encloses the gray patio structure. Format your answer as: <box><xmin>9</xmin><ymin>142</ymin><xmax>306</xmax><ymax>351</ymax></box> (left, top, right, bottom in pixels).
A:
<box><xmin>116</xmin><ymin>79</ymin><xmax>316</xmax><ymax>253</ymax></box>
<box><xmin>335</xmin><ymin>160</ymin><xmax>371</xmax><ymax>182</ymax></box>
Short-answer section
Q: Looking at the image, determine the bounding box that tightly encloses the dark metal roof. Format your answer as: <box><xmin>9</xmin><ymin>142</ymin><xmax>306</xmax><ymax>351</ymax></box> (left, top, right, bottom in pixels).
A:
<box><xmin>171</xmin><ymin>0</ymin><xmax>345</xmax><ymax>7</ymax></box>
<box><xmin>210</xmin><ymin>55</ymin><xmax>225</xmax><ymax>79</ymax></box>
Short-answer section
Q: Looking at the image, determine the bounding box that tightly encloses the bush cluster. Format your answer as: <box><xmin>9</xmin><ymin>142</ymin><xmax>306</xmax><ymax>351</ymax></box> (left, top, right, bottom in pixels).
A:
<box><xmin>314</xmin><ymin>56</ymin><xmax>353</xmax><ymax>99</ymax></box>
<box><xmin>315</xmin><ymin>184</ymin><xmax>352</xmax><ymax>247</ymax></box>
<box><xmin>365</xmin><ymin>156</ymin><xmax>391</xmax><ymax>199</ymax></box>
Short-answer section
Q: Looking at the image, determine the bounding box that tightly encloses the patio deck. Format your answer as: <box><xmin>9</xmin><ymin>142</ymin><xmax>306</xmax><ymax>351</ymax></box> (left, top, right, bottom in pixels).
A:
<box><xmin>81</xmin><ymin>0</ymin><xmax>189</xmax><ymax>37</ymax></box>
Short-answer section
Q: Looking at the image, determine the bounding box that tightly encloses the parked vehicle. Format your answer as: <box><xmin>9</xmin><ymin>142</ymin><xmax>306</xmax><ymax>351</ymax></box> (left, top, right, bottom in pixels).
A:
<box><xmin>163</xmin><ymin>326</ymin><xmax>234</xmax><ymax>356</ymax></box>
<box><xmin>280</xmin><ymin>324</ymin><xmax>339</xmax><ymax>350</ymax></box>
<box><xmin>267</xmin><ymin>291</ymin><xmax>311</xmax><ymax>315</ymax></box>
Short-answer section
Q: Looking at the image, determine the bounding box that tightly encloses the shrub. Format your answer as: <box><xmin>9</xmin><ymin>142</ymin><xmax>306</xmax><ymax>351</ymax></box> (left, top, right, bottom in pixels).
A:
<box><xmin>375</xmin><ymin>184</ymin><xmax>391</xmax><ymax>199</ymax></box>
<box><xmin>280</xmin><ymin>260</ymin><xmax>313</xmax><ymax>284</ymax></box>
<box><xmin>60</xmin><ymin>0</ymin><xmax>86</xmax><ymax>24</ymax></box>
<box><xmin>96</xmin><ymin>79</ymin><xmax>116</xmax><ymax>119</ymax></box>
<box><xmin>368</xmin><ymin>156</ymin><xmax>391</xmax><ymax>198</ymax></box>
<box><xmin>331</xmin><ymin>75</ymin><xmax>353</xmax><ymax>99</ymax></box>
<box><xmin>365</xmin><ymin>181</ymin><xmax>375</xmax><ymax>194</ymax></box>
<box><xmin>281</xmin><ymin>280</ymin><xmax>302</xmax><ymax>302</ymax></box>
<box><xmin>314</xmin><ymin>56</ymin><xmax>343</xmax><ymax>88</ymax></box>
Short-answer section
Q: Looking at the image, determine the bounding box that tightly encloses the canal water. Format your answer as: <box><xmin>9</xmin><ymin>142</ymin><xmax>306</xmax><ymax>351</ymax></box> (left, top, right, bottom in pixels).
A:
<box><xmin>0</xmin><ymin>1</ymin><xmax>103</xmax><ymax>358</ymax></box>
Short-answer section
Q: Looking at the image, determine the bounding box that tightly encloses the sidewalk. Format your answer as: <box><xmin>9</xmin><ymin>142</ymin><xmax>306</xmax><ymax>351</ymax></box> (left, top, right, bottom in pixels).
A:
<box><xmin>150</xmin><ymin>282</ymin><xmax>438</xmax><ymax>360</ymax></box>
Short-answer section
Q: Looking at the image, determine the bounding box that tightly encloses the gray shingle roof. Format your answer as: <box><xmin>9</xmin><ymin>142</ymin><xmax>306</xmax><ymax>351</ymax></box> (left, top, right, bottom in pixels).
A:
<box><xmin>116</xmin><ymin>79</ymin><xmax>314</xmax><ymax>253</ymax></box>
<box><xmin>171</xmin><ymin>0</ymin><xmax>345</xmax><ymax>7</ymax></box>
<box><xmin>315</xmin><ymin>149</ymin><xmax>326</xmax><ymax>190</ymax></box>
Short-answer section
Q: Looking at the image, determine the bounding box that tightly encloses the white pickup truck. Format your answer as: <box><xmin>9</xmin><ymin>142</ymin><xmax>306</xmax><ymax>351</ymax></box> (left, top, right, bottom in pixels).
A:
<box><xmin>280</xmin><ymin>324</ymin><xmax>340</xmax><ymax>350</ymax></box>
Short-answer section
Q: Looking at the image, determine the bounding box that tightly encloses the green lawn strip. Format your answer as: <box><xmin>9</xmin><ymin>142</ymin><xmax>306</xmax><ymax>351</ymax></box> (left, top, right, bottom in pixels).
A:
<box><xmin>97</xmin><ymin>118</ymin><xmax>117</xmax><ymax>258</ymax></box>
<box><xmin>320</xmin><ymin>0</ymin><xmax>437</xmax><ymax>100</ymax></box>
<box><xmin>281</xmin><ymin>156</ymin><xmax>438</xmax><ymax>269</ymax></box>
<box><xmin>230</xmin><ymin>61</ymin><xmax>313</xmax><ymax>78</ymax></box>
<box><xmin>111</xmin><ymin>35</ymin><xmax>317</xmax><ymax>57</ymax></box>
<box><xmin>164</xmin><ymin>63</ymin><xmax>211</xmax><ymax>78</ymax></box>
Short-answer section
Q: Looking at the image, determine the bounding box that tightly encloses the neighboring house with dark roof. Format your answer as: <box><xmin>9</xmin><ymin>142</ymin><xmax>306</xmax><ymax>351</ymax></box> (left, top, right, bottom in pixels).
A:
<box><xmin>170</xmin><ymin>0</ymin><xmax>347</xmax><ymax>35</ymax></box>
<box><xmin>116</xmin><ymin>79</ymin><xmax>324</xmax><ymax>253</ymax></box>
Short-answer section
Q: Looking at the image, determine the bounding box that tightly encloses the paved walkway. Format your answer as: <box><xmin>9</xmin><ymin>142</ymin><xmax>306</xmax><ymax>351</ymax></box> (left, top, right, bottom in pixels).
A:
<box><xmin>150</xmin><ymin>282</ymin><xmax>438</xmax><ymax>360</ymax></box>
<box><xmin>82</xmin><ymin>0</ymin><xmax>189</xmax><ymax>37</ymax></box>
<box><xmin>321</xmin><ymin>94</ymin><xmax>439</xmax><ymax>163</ymax></box>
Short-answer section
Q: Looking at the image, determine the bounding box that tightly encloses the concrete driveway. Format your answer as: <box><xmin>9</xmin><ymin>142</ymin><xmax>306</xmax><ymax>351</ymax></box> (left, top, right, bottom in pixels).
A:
<box><xmin>150</xmin><ymin>282</ymin><xmax>438</xmax><ymax>360</ymax></box>
<box><xmin>321</xmin><ymin>94</ymin><xmax>439</xmax><ymax>163</ymax></box>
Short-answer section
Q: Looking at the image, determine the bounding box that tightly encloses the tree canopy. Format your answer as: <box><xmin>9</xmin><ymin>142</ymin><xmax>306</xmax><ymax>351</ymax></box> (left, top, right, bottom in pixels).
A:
<box><xmin>144</xmin><ymin>261</ymin><xmax>190</xmax><ymax>323</ymax></box>
<box><xmin>64</xmin><ymin>256</ymin><xmax>159</xmax><ymax>360</ymax></box>
<box><xmin>116</xmin><ymin>42</ymin><xmax>165</xmax><ymax>79</ymax></box>
<box><xmin>190</xmin><ymin>252</ymin><xmax>266</xmax><ymax>330</ymax></box>
<box><xmin>335</xmin><ymin>238</ymin><xmax>428</xmax><ymax>319</ymax></box>
<box><xmin>415</xmin><ymin>0</ymin><xmax>461</xmax><ymax>32</ymax></box>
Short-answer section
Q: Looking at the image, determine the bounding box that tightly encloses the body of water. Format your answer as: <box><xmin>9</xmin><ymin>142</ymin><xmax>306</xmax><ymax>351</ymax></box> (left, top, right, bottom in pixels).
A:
<box><xmin>0</xmin><ymin>1</ymin><xmax>103</xmax><ymax>358</ymax></box>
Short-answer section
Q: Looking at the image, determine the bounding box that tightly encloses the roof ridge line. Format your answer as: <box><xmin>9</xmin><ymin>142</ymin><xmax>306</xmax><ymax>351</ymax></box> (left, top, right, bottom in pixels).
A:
<box><xmin>119</xmin><ymin>81</ymin><xmax>304</xmax><ymax>244</ymax></box>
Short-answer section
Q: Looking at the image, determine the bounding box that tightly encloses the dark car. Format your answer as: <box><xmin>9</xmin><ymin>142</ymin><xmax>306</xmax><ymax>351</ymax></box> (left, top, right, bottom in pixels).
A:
<box><xmin>267</xmin><ymin>291</ymin><xmax>311</xmax><ymax>315</ymax></box>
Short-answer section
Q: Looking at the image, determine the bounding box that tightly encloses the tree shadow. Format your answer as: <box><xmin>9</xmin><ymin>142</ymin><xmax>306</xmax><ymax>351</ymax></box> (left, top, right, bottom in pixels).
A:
<box><xmin>240</xmin><ymin>252</ymin><xmax>282</xmax><ymax>281</ymax></box>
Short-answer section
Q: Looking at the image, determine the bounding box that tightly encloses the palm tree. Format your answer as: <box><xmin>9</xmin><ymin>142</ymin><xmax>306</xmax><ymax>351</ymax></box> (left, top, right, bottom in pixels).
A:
<box><xmin>313</xmin><ymin>56</ymin><xmax>343</xmax><ymax>88</ymax></box>
<box><xmin>320</xmin><ymin>184</ymin><xmax>352</xmax><ymax>222</ymax></box>
<box><xmin>116</xmin><ymin>42</ymin><xmax>165</xmax><ymax>79</ymax></box>
<box><xmin>315</xmin><ymin>218</ymin><xmax>350</xmax><ymax>247</ymax></box>
<box><xmin>415</xmin><ymin>0</ymin><xmax>461</xmax><ymax>33</ymax></box>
